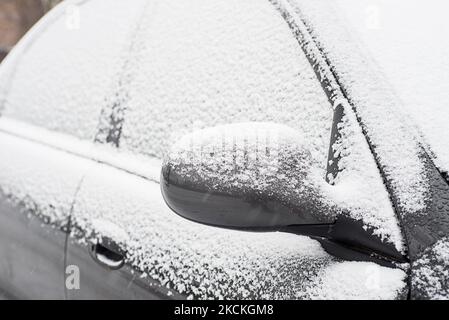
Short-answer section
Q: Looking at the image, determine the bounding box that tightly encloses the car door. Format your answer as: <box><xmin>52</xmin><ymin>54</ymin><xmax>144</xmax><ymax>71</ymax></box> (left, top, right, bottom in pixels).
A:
<box><xmin>0</xmin><ymin>121</ymin><xmax>92</xmax><ymax>299</ymax></box>
<box><xmin>65</xmin><ymin>140</ymin><xmax>409</xmax><ymax>300</ymax></box>
<box><xmin>0</xmin><ymin>190</ymin><xmax>67</xmax><ymax>299</ymax></box>
<box><xmin>65</xmin><ymin>161</ymin><xmax>184</xmax><ymax>300</ymax></box>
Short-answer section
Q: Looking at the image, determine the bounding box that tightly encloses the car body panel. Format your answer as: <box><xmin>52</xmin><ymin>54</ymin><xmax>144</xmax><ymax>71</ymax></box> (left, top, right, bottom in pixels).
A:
<box><xmin>66</xmin><ymin>239</ymin><xmax>183</xmax><ymax>299</ymax></box>
<box><xmin>67</xmin><ymin>159</ymin><xmax>407</xmax><ymax>299</ymax></box>
<box><xmin>0</xmin><ymin>192</ymin><xmax>66</xmax><ymax>299</ymax></box>
<box><xmin>0</xmin><ymin>127</ymin><xmax>92</xmax><ymax>298</ymax></box>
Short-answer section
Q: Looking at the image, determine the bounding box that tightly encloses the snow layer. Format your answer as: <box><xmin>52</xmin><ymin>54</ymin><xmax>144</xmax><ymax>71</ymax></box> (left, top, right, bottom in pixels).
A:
<box><xmin>114</xmin><ymin>0</ymin><xmax>333</xmax><ymax>163</ymax></box>
<box><xmin>0</xmin><ymin>120</ymin><xmax>407</xmax><ymax>298</ymax></box>
<box><xmin>166</xmin><ymin>121</ymin><xmax>404</xmax><ymax>248</ymax></box>
<box><xmin>0</xmin><ymin>118</ymin><xmax>161</xmax><ymax>183</ymax></box>
<box><xmin>334</xmin><ymin>0</ymin><xmax>449</xmax><ymax>180</ymax></box>
<box><xmin>287</xmin><ymin>0</ymin><xmax>429</xmax><ymax>214</ymax></box>
<box><xmin>412</xmin><ymin>238</ymin><xmax>449</xmax><ymax>300</ymax></box>
<box><xmin>166</xmin><ymin>123</ymin><xmax>313</xmax><ymax>192</ymax></box>
<box><xmin>0</xmin><ymin>0</ymin><xmax>147</xmax><ymax>140</ymax></box>
<box><xmin>0</xmin><ymin>131</ymin><xmax>92</xmax><ymax>225</ymax></box>
<box><xmin>92</xmin><ymin>0</ymin><xmax>402</xmax><ymax>249</ymax></box>
<box><xmin>320</xmin><ymin>103</ymin><xmax>404</xmax><ymax>246</ymax></box>
<box><xmin>0</xmin><ymin>0</ymin><xmax>410</xmax><ymax>297</ymax></box>
<box><xmin>72</xmin><ymin>162</ymin><xmax>407</xmax><ymax>299</ymax></box>
<box><xmin>166</xmin><ymin>122</ymin><xmax>331</xmax><ymax>223</ymax></box>
<box><xmin>0</xmin><ymin>0</ymin><xmax>405</xmax><ymax>246</ymax></box>
<box><xmin>307</xmin><ymin>261</ymin><xmax>406</xmax><ymax>300</ymax></box>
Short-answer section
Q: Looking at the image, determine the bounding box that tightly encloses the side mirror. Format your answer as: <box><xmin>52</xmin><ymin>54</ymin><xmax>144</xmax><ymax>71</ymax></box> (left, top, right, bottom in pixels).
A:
<box><xmin>161</xmin><ymin>122</ymin><xmax>406</xmax><ymax>266</ymax></box>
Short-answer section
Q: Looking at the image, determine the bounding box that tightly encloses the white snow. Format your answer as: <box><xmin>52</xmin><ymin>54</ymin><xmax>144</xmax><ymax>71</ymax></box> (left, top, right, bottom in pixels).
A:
<box><xmin>0</xmin><ymin>0</ymin><xmax>147</xmax><ymax>140</ymax></box>
<box><xmin>333</xmin><ymin>0</ymin><xmax>449</xmax><ymax>179</ymax></box>
<box><xmin>166</xmin><ymin>122</ymin><xmax>321</xmax><ymax>216</ymax></box>
<box><xmin>0</xmin><ymin>118</ymin><xmax>161</xmax><ymax>182</ymax></box>
<box><xmin>318</xmin><ymin>102</ymin><xmax>404</xmax><ymax>247</ymax></box>
<box><xmin>114</xmin><ymin>0</ymin><xmax>333</xmax><ymax>163</ymax></box>
<box><xmin>0</xmin><ymin>130</ymin><xmax>92</xmax><ymax>225</ymax></box>
<box><xmin>0</xmin><ymin>0</ymin><xmax>405</xmax><ymax>247</ymax></box>
<box><xmin>72</xmin><ymin>161</ymin><xmax>407</xmax><ymax>299</ymax></box>
<box><xmin>412</xmin><ymin>238</ymin><xmax>449</xmax><ymax>300</ymax></box>
<box><xmin>102</xmin><ymin>0</ymin><xmax>401</xmax><ymax>249</ymax></box>
<box><xmin>307</xmin><ymin>261</ymin><xmax>406</xmax><ymax>300</ymax></box>
<box><xmin>91</xmin><ymin>218</ymin><xmax>130</xmax><ymax>245</ymax></box>
<box><xmin>287</xmin><ymin>0</ymin><xmax>429</xmax><ymax>215</ymax></box>
<box><xmin>0</xmin><ymin>0</ymin><xmax>411</xmax><ymax>298</ymax></box>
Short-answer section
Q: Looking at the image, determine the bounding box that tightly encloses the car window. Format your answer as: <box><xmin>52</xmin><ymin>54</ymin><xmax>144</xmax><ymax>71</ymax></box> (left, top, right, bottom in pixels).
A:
<box><xmin>0</xmin><ymin>0</ymin><xmax>147</xmax><ymax>140</ymax></box>
<box><xmin>95</xmin><ymin>0</ymin><xmax>333</xmax><ymax>169</ymax></box>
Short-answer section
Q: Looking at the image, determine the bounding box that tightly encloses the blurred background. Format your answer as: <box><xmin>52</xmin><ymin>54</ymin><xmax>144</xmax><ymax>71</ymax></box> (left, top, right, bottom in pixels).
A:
<box><xmin>0</xmin><ymin>0</ymin><xmax>61</xmax><ymax>62</ymax></box>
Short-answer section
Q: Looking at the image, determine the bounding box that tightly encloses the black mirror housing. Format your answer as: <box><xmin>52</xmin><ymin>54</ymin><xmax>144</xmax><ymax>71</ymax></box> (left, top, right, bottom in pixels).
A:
<box><xmin>161</xmin><ymin>122</ymin><xmax>334</xmax><ymax>229</ymax></box>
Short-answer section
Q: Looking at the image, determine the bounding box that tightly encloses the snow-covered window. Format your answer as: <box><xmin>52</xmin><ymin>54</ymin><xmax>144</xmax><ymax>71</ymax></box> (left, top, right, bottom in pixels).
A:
<box><xmin>0</xmin><ymin>0</ymin><xmax>148</xmax><ymax>140</ymax></box>
<box><xmin>95</xmin><ymin>0</ymin><xmax>334</xmax><ymax>169</ymax></box>
<box><xmin>0</xmin><ymin>0</ymin><xmax>333</xmax><ymax>165</ymax></box>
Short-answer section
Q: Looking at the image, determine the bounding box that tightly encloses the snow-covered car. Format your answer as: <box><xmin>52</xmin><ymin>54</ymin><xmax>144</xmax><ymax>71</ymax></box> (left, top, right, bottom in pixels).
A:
<box><xmin>0</xmin><ymin>0</ymin><xmax>447</xmax><ymax>300</ymax></box>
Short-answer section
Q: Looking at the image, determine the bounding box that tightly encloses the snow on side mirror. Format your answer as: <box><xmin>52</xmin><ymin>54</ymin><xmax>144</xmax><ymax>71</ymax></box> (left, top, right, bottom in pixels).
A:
<box><xmin>161</xmin><ymin>122</ymin><xmax>407</xmax><ymax>266</ymax></box>
<box><xmin>161</xmin><ymin>122</ymin><xmax>333</xmax><ymax>229</ymax></box>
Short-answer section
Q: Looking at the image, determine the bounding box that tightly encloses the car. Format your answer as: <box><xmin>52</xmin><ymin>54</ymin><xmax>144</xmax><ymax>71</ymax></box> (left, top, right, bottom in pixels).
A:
<box><xmin>0</xmin><ymin>0</ymin><xmax>447</xmax><ymax>300</ymax></box>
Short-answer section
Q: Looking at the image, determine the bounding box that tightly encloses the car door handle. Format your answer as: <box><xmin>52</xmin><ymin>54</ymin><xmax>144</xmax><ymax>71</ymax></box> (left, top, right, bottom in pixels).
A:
<box><xmin>89</xmin><ymin>241</ymin><xmax>125</xmax><ymax>270</ymax></box>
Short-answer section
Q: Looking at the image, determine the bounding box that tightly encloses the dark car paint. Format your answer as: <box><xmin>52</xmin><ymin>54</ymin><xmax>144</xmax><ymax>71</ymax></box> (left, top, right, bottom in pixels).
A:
<box><xmin>65</xmin><ymin>235</ymin><xmax>183</xmax><ymax>299</ymax></box>
<box><xmin>0</xmin><ymin>184</ymin><xmax>186</xmax><ymax>299</ymax></box>
<box><xmin>0</xmin><ymin>192</ymin><xmax>66</xmax><ymax>299</ymax></box>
